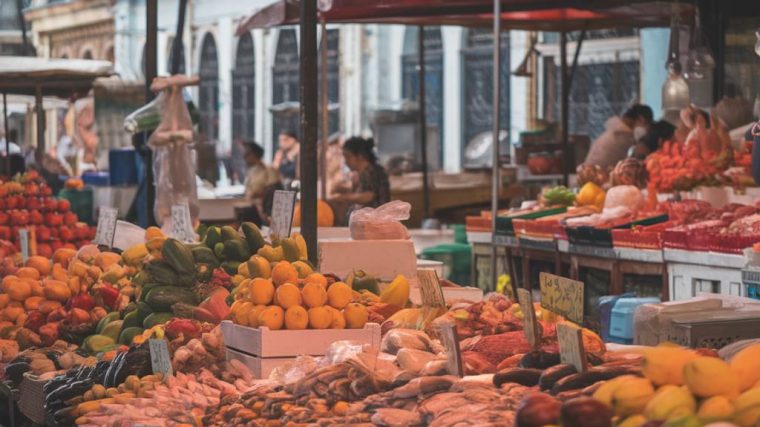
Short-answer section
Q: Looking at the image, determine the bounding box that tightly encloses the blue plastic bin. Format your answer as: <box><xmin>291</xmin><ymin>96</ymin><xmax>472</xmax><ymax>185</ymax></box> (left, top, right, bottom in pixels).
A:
<box><xmin>109</xmin><ymin>148</ymin><xmax>140</xmax><ymax>186</ymax></box>
<box><xmin>598</xmin><ymin>293</ymin><xmax>633</xmax><ymax>342</ymax></box>
<box><xmin>609</xmin><ymin>297</ymin><xmax>661</xmax><ymax>344</ymax></box>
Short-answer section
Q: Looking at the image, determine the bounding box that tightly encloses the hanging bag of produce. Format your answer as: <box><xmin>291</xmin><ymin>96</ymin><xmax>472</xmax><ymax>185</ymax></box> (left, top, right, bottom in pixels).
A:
<box><xmin>147</xmin><ymin>75</ymin><xmax>200</xmax><ymax>233</ymax></box>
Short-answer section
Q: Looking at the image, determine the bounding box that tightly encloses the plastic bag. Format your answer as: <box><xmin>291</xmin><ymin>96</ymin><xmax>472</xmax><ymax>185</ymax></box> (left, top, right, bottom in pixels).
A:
<box><xmin>147</xmin><ymin>76</ymin><xmax>200</xmax><ymax>230</ymax></box>
<box><xmin>349</xmin><ymin>200</ymin><xmax>411</xmax><ymax>240</ymax></box>
<box><xmin>320</xmin><ymin>340</ymin><xmax>367</xmax><ymax>366</ymax></box>
<box><xmin>267</xmin><ymin>355</ymin><xmax>320</xmax><ymax>385</ymax></box>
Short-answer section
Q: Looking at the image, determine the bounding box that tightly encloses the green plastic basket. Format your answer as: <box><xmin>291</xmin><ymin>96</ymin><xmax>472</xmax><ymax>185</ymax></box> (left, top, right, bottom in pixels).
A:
<box><xmin>58</xmin><ymin>188</ymin><xmax>94</xmax><ymax>225</ymax></box>
<box><xmin>420</xmin><ymin>243</ymin><xmax>472</xmax><ymax>285</ymax></box>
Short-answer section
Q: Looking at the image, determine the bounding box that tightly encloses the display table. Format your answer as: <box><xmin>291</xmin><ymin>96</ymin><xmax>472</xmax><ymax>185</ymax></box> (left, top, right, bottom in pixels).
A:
<box><xmin>665</xmin><ymin>249</ymin><xmax>745</xmax><ymax>301</ymax></box>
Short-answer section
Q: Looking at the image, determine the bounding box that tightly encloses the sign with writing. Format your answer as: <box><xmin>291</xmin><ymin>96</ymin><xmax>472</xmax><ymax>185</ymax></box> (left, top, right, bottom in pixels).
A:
<box><xmin>517</xmin><ymin>288</ymin><xmax>540</xmax><ymax>348</ymax></box>
<box><xmin>417</xmin><ymin>270</ymin><xmax>446</xmax><ymax>308</ymax></box>
<box><xmin>170</xmin><ymin>203</ymin><xmax>196</xmax><ymax>243</ymax></box>
<box><xmin>438</xmin><ymin>322</ymin><xmax>463</xmax><ymax>377</ymax></box>
<box><xmin>539</xmin><ymin>272</ymin><xmax>584</xmax><ymax>325</ymax></box>
<box><xmin>93</xmin><ymin>207</ymin><xmax>118</xmax><ymax>247</ymax></box>
<box><xmin>557</xmin><ymin>322</ymin><xmax>587</xmax><ymax>373</ymax></box>
<box><xmin>18</xmin><ymin>229</ymin><xmax>29</xmax><ymax>262</ymax></box>
<box><xmin>270</xmin><ymin>190</ymin><xmax>297</xmax><ymax>241</ymax></box>
<box><xmin>149</xmin><ymin>339</ymin><xmax>173</xmax><ymax>379</ymax></box>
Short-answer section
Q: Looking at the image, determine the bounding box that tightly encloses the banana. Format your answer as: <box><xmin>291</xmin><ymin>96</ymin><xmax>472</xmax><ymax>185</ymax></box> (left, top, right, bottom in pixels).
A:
<box><xmin>593</xmin><ymin>375</ymin><xmax>639</xmax><ymax>406</ymax></box>
<box><xmin>643</xmin><ymin>385</ymin><xmax>696</xmax><ymax>421</ymax></box>
<box><xmin>611</xmin><ymin>377</ymin><xmax>656</xmax><ymax>417</ymax></box>
<box><xmin>379</xmin><ymin>274</ymin><xmax>410</xmax><ymax>307</ymax></box>
<box><xmin>733</xmin><ymin>388</ymin><xmax>760</xmax><ymax>427</ymax></box>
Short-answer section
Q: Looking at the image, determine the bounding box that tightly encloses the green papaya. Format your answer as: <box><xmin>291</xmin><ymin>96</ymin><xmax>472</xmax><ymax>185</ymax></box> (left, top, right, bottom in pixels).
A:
<box><xmin>241</xmin><ymin>222</ymin><xmax>267</xmax><ymax>254</ymax></box>
<box><xmin>280</xmin><ymin>238</ymin><xmax>300</xmax><ymax>262</ymax></box>
<box><xmin>204</xmin><ymin>226</ymin><xmax>222</xmax><ymax>249</ymax></box>
<box><xmin>136</xmin><ymin>302</ymin><xmax>153</xmax><ymax>322</ymax></box>
<box><xmin>144</xmin><ymin>286</ymin><xmax>198</xmax><ymax>312</ymax></box>
<box><xmin>352</xmin><ymin>272</ymin><xmax>380</xmax><ymax>295</ymax></box>
<box><xmin>96</xmin><ymin>312</ymin><xmax>120</xmax><ymax>334</ymax></box>
<box><xmin>161</xmin><ymin>238</ymin><xmax>195</xmax><ymax>276</ymax></box>
<box><xmin>221</xmin><ymin>261</ymin><xmax>241</xmax><ymax>276</ymax></box>
<box><xmin>118</xmin><ymin>327</ymin><xmax>144</xmax><ymax>345</ymax></box>
<box><xmin>83</xmin><ymin>335</ymin><xmax>116</xmax><ymax>354</ymax></box>
<box><xmin>191</xmin><ymin>246</ymin><xmax>219</xmax><ymax>267</ymax></box>
<box><xmin>223</xmin><ymin>239</ymin><xmax>249</xmax><ymax>262</ymax></box>
<box><xmin>214</xmin><ymin>242</ymin><xmax>226</xmax><ymax>260</ymax></box>
<box><xmin>220</xmin><ymin>225</ymin><xmax>240</xmax><ymax>241</ymax></box>
<box><xmin>100</xmin><ymin>320</ymin><xmax>123</xmax><ymax>342</ymax></box>
<box><xmin>143</xmin><ymin>312</ymin><xmax>173</xmax><ymax>329</ymax></box>
<box><xmin>121</xmin><ymin>310</ymin><xmax>141</xmax><ymax>330</ymax></box>
<box><xmin>144</xmin><ymin>260</ymin><xmax>179</xmax><ymax>285</ymax></box>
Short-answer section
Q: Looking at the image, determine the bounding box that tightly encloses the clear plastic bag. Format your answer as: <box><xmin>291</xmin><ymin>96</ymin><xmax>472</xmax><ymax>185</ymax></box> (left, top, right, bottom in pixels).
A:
<box><xmin>321</xmin><ymin>340</ymin><xmax>367</xmax><ymax>366</ymax></box>
<box><xmin>147</xmin><ymin>76</ymin><xmax>200</xmax><ymax>229</ymax></box>
<box><xmin>349</xmin><ymin>200</ymin><xmax>411</xmax><ymax>240</ymax></box>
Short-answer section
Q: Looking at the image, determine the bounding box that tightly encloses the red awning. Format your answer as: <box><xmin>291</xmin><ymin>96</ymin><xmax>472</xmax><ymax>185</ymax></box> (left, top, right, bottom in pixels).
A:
<box><xmin>237</xmin><ymin>0</ymin><xmax>692</xmax><ymax>35</ymax></box>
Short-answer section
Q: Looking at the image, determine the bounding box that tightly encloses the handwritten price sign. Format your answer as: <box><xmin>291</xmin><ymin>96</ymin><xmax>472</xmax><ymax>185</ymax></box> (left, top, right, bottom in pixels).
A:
<box><xmin>539</xmin><ymin>272</ymin><xmax>584</xmax><ymax>325</ymax></box>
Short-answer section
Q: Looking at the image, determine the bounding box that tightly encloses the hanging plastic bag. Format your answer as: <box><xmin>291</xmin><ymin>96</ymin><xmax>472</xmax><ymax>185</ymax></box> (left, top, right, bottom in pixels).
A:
<box><xmin>349</xmin><ymin>200</ymin><xmax>411</xmax><ymax>240</ymax></box>
<box><xmin>148</xmin><ymin>75</ymin><xmax>200</xmax><ymax>232</ymax></box>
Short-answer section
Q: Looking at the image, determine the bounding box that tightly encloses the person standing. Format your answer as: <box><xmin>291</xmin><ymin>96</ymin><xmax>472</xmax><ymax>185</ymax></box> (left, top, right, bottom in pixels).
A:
<box><xmin>331</xmin><ymin>136</ymin><xmax>390</xmax><ymax>211</ymax></box>
<box><xmin>238</xmin><ymin>142</ymin><xmax>280</xmax><ymax>225</ymax></box>
<box><xmin>584</xmin><ymin>104</ymin><xmax>654</xmax><ymax>169</ymax></box>
<box><xmin>272</xmin><ymin>130</ymin><xmax>300</xmax><ymax>187</ymax></box>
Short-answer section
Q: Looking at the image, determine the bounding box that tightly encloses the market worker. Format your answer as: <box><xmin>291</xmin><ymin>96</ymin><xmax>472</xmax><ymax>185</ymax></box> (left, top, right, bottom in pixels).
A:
<box><xmin>272</xmin><ymin>130</ymin><xmax>300</xmax><ymax>187</ymax></box>
<box><xmin>238</xmin><ymin>142</ymin><xmax>280</xmax><ymax>225</ymax></box>
<box><xmin>630</xmin><ymin>120</ymin><xmax>676</xmax><ymax>160</ymax></box>
<box><xmin>584</xmin><ymin>104</ymin><xmax>654</xmax><ymax>169</ymax></box>
<box><xmin>331</xmin><ymin>136</ymin><xmax>390</xmax><ymax>210</ymax></box>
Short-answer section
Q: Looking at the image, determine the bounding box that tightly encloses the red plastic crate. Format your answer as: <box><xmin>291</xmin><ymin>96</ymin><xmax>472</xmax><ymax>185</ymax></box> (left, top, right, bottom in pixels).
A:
<box><xmin>663</xmin><ymin>220</ymin><xmax>725</xmax><ymax>251</ymax></box>
<box><xmin>709</xmin><ymin>233</ymin><xmax>760</xmax><ymax>254</ymax></box>
<box><xmin>612</xmin><ymin>221</ymin><xmax>676</xmax><ymax>250</ymax></box>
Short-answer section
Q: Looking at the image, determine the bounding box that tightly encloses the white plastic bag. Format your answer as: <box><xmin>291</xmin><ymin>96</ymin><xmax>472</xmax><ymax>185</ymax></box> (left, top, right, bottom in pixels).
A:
<box><xmin>349</xmin><ymin>200</ymin><xmax>411</xmax><ymax>240</ymax></box>
<box><xmin>148</xmin><ymin>75</ymin><xmax>200</xmax><ymax>230</ymax></box>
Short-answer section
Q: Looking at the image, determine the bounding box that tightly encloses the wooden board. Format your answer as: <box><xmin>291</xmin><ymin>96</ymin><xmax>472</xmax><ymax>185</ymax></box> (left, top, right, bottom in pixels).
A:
<box><xmin>557</xmin><ymin>322</ymin><xmax>587</xmax><ymax>372</ymax></box>
<box><xmin>540</xmin><ymin>272</ymin><xmax>584</xmax><ymax>324</ymax></box>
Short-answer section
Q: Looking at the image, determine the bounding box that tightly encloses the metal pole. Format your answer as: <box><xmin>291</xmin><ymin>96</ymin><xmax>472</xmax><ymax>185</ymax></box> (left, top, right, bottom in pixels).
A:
<box><xmin>144</xmin><ymin>0</ymin><xmax>158</xmax><ymax>226</ymax></box>
<box><xmin>300</xmin><ymin>0</ymin><xmax>318</xmax><ymax>264</ymax></box>
<box><xmin>35</xmin><ymin>86</ymin><xmax>44</xmax><ymax>160</ymax></box>
<box><xmin>560</xmin><ymin>31</ymin><xmax>570</xmax><ymax>186</ymax></box>
<box><xmin>490</xmin><ymin>0</ymin><xmax>502</xmax><ymax>292</ymax></box>
<box><xmin>170</xmin><ymin>0</ymin><xmax>188</xmax><ymax>75</ymax></box>
<box><xmin>418</xmin><ymin>25</ymin><xmax>430</xmax><ymax>220</ymax></box>
<box><xmin>15</xmin><ymin>0</ymin><xmax>29</xmax><ymax>56</ymax></box>
<box><xmin>319</xmin><ymin>19</ymin><xmax>328</xmax><ymax>200</ymax></box>
<box><xmin>3</xmin><ymin>93</ymin><xmax>9</xmax><ymax>175</ymax></box>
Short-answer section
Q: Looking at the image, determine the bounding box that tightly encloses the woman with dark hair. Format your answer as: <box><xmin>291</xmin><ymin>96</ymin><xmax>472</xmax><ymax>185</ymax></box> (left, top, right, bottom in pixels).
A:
<box><xmin>272</xmin><ymin>130</ymin><xmax>300</xmax><ymax>187</ymax></box>
<box><xmin>630</xmin><ymin>120</ymin><xmax>676</xmax><ymax>160</ymax></box>
<box><xmin>331</xmin><ymin>136</ymin><xmax>390</xmax><ymax>210</ymax></box>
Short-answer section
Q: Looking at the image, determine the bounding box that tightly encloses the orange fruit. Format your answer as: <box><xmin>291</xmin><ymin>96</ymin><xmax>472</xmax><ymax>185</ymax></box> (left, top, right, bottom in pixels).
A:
<box><xmin>250</xmin><ymin>278</ymin><xmax>275</xmax><ymax>305</ymax></box>
<box><xmin>301</xmin><ymin>282</ymin><xmax>327</xmax><ymax>308</ymax></box>
<box><xmin>257</xmin><ymin>306</ymin><xmax>285</xmax><ymax>330</ymax></box>
<box><xmin>343</xmin><ymin>303</ymin><xmax>368</xmax><ymax>329</ymax></box>
<box><xmin>275</xmin><ymin>283</ymin><xmax>302</xmax><ymax>310</ymax></box>
<box><xmin>326</xmin><ymin>282</ymin><xmax>352</xmax><ymax>309</ymax></box>
<box><xmin>285</xmin><ymin>306</ymin><xmax>309</xmax><ymax>330</ymax></box>
<box><xmin>308</xmin><ymin>306</ymin><xmax>332</xmax><ymax>329</ymax></box>
<box><xmin>304</xmin><ymin>273</ymin><xmax>328</xmax><ymax>289</ymax></box>
<box><xmin>325</xmin><ymin>306</ymin><xmax>345</xmax><ymax>329</ymax></box>
<box><xmin>271</xmin><ymin>262</ymin><xmax>298</xmax><ymax>287</ymax></box>
<box><xmin>246</xmin><ymin>305</ymin><xmax>268</xmax><ymax>328</ymax></box>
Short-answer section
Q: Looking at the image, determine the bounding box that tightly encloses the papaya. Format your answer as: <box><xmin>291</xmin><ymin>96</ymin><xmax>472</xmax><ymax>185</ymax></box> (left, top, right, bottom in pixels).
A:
<box><xmin>144</xmin><ymin>286</ymin><xmax>198</xmax><ymax>312</ymax></box>
<box><xmin>214</xmin><ymin>242</ymin><xmax>226</xmax><ymax>261</ymax></box>
<box><xmin>204</xmin><ymin>226</ymin><xmax>222</xmax><ymax>249</ymax></box>
<box><xmin>280</xmin><ymin>238</ymin><xmax>301</xmax><ymax>262</ymax></box>
<box><xmin>161</xmin><ymin>239</ymin><xmax>195</xmax><ymax>276</ymax></box>
<box><xmin>143</xmin><ymin>312</ymin><xmax>173</xmax><ymax>329</ymax></box>
<box><xmin>191</xmin><ymin>246</ymin><xmax>218</xmax><ymax>267</ymax></box>
<box><xmin>223</xmin><ymin>240</ymin><xmax>250</xmax><ymax>262</ymax></box>
<box><xmin>83</xmin><ymin>335</ymin><xmax>116</xmax><ymax>354</ymax></box>
<box><xmin>247</xmin><ymin>255</ymin><xmax>271</xmax><ymax>279</ymax></box>
<box><xmin>121</xmin><ymin>311</ymin><xmax>141</xmax><ymax>329</ymax></box>
<box><xmin>96</xmin><ymin>312</ymin><xmax>121</xmax><ymax>334</ymax></box>
<box><xmin>100</xmin><ymin>320</ymin><xmax>123</xmax><ymax>341</ymax></box>
<box><xmin>221</xmin><ymin>261</ymin><xmax>241</xmax><ymax>276</ymax></box>
<box><xmin>144</xmin><ymin>260</ymin><xmax>178</xmax><ymax>285</ymax></box>
<box><xmin>136</xmin><ymin>302</ymin><xmax>153</xmax><ymax>323</ymax></box>
<box><xmin>118</xmin><ymin>327</ymin><xmax>144</xmax><ymax>345</ymax></box>
<box><xmin>220</xmin><ymin>226</ymin><xmax>239</xmax><ymax>241</ymax></box>
<box><xmin>241</xmin><ymin>223</ymin><xmax>266</xmax><ymax>254</ymax></box>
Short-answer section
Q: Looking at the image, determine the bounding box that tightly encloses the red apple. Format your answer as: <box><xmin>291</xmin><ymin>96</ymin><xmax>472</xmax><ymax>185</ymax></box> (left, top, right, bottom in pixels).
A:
<box><xmin>6</xmin><ymin>196</ymin><xmax>19</xmax><ymax>209</ymax></box>
<box><xmin>36</xmin><ymin>243</ymin><xmax>52</xmax><ymax>258</ymax></box>
<box><xmin>36</xmin><ymin>226</ymin><xmax>51</xmax><ymax>242</ymax></box>
<box><xmin>0</xmin><ymin>212</ymin><xmax>8</xmax><ymax>225</ymax></box>
<box><xmin>59</xmin><ymin>226</ymin><xmax>74</xmax><ymax>242</ymax></box>
<box><xmin>0</xmin><ymin>226</ymin><xmax>10</xmax><ymax>241</ymax></box>
<box><xmin>40</xmin><ymin>185</ymin><xmax>52</xmax><ymax>197</ymax></box>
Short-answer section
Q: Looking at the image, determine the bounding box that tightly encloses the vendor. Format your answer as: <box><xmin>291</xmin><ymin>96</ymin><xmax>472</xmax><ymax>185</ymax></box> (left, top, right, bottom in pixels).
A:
<box><xmin>330</xmin><ymin>136</ymin><xmax>390</xmax><ymax>211</ymax></box>
<box><xmin>630</xmin><ymin>120</ymin><xmax>676</xmax><ymax>160</ymax></box>
<box><xmin>238</xmin><ymin>142</ymin><xmax>280</xmax><ymax>225</ymax></box>
<box><xmin>272</xmin><ymin>130</ymin><xmax>300</xmax><ymax>188</ymax></box>
<box><xmin>584</xmin><ymin>104</ymin><xmax>653</xmax><ymax>169</ymax></box>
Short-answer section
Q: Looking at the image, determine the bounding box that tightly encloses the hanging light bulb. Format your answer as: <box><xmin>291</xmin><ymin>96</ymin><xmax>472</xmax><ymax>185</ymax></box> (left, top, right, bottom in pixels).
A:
<box><xmin>662</xmin><ymin>7</ymin><xmax>690</xmax><ymax>112</ymax></box>
<box><xmin>685</xmin><ymin>7</ymin><xmax>713</xmax><ymax>81</ymax></box>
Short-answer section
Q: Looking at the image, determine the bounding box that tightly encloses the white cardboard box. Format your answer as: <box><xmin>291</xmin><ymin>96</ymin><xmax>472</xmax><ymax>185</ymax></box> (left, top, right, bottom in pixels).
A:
<box><xmin>318</xmin><ymin>239</ymin><xmax>417</xmax><ymax>280</ymax></box>
<box><xmin>220</xmin><ymin>320</ymin><xmax>381</xmax><ymax>358</ymax></box>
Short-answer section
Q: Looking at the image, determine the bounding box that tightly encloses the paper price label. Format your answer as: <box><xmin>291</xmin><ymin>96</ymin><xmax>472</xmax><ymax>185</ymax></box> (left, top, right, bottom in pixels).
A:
<box><xmin>149</xmin><ymin>339</ymin><xmax>173</xmax><ymax>379</ymax></box>
<box><xmin>417</xmin><ymin>270</ymin><xmax>446</xmax><ymax>308</ymax></box>
<box><xmin>18</xmin><ymin>229</ymin><xmax>29</xmax><ymax>262</ymax></box>
<box><xmin>557</xmin><ymin>322</ymin><xmax>587</xmax><ymax>373</ymax></box>
<box><xmin>270</xmin><ymin>190</ymin><xmax>297</xmax><ymax>241</ymax></box>
<box><xmin>439</xmin><ymin>322</ymin><xmax>463</xmax><ymax>378</ymax></box>
<box><xmin>170</xmin><ymin>203</ymin><xmax>196</xmax><ymax>243</ymax></box>
<box><xmin>517</xmin><ymin>288</ymin><xmax>540</xmax><ymax>348</ymax></box>
<box><xmin>539</xmin><ymin>272</ymin><xmax>584</xmax><ymax>325</ymax></box>
<box><xmin>93</xmin><ymin>207</ymin><xmax>118</xmax><ymax>247</ymax></box>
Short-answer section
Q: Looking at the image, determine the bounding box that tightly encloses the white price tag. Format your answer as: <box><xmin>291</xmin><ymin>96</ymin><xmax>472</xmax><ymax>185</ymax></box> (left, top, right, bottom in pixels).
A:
<box><xmin>93</xmin><ymin>207</ymin><xmax>118</xmax><ymax>247</ymax></box>
<box><xmin>439</xmin><ymin>322</ymin><xmax>463</xmax><ymax>377</ymax></box>
<box><xmin>18</xmin><ymin>229</ymin><xmax>29</xmax><ymax>262</ymax></box>
<box><xmin>148</xmin><ymin>339</ymin><xmax>173</xmax><ymax>379</ymax></box>
<box><xmin>270</xmin><ymin>190</ymin><xmax>297</xmax><ymax>241</ymax></box>
<box><xmin>557</xmin><ymin>322</ymin><xmax>588</xmax><ymax>373</ymax></box>
<box><xmin>170</xmin><ymin>202</ymin><xmax>196</xmax><ymax>243</ymax></box>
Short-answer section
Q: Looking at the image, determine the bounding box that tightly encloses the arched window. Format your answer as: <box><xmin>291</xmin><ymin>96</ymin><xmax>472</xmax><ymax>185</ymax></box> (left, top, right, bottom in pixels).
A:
<box><xmin>401</xmin><ymin>27</ymin><xmax>443</xmax><ymax>170</ymax></box>
<box><xmin>167</xmin><ymin>37</ymin><xmax>186</xmax><ymax>74</ymax></box>
<box><xmin>232</xmin><ymin>33</ymin><xmax>255</xmax><ymax>142</ymax></box>
<box><xmin>199</xmin><ymin>33</ymin><xmax>219</xmax><ymax>142</ymax></box>
<box><xmin>82</xmin><ymin>50</ymin><xmax>93</xmax><ymax>60</ymax></box>
<box><xmin>272</xmin><ymin>29</ymin><xmax>299</xmax><ymax>145</ymax></box>
<box><xmin>461</xmin><ymin>29</ymin><xmax>510</xmax><ymax>157</ymax></box>
<box><xmin>320</xmin><ymin>29</ymin><xmax>340</xmax><ymax>137</ymax></box>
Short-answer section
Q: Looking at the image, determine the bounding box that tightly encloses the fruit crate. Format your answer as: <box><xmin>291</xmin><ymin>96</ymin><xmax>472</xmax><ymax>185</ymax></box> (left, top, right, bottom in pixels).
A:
<box><xmin>18</xmin><ymin>372</ymin><xmax>48</xmax><ymax>425</ymax></box>
<box><xmin>662</xmin><ymin>220</ymin><xmax>724</xmax><ymax>251</ymax></box>
<box><xmin>667</xmin><ymin>312</ymin><xmax>760</xmax><ymax>349</ymax></box>
<box><xmin>494</xmin><ymin>207</ymin><xmax>567</xmax><ymax>236</ymax></box>
<box><xmin>512</xmin><ymin>218</ymin><xmax>567</xmax><ymax>241</ymax></box>
<box><xmin>611</xmin><ymin>221</ymin><xmax>677</xmax><ymax>250</ymax></box>
<box><xmin>569</xmin><ymin>214</ymin><xmax>669</xmax><ymax>248</ymax></box>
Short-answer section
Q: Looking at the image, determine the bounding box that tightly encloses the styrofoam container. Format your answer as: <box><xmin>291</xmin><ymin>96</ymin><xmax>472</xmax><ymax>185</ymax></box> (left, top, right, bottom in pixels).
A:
<box><xmin>318</xmin><ymin>239</ymin><xmax>417</xmax><ymax>280</ymax></box>
<box><xmin>225</xmin><ymin>347</ymin><xmax>296</xmax><ymax>379</ymax></box>
<box><xmin>220</xmin><ymin>320</ymin><xmax>381</xmax><ymax>358</ymax></box>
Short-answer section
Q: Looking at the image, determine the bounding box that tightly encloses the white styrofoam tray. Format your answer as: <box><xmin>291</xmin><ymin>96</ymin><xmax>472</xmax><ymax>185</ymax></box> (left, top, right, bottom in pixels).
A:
<box><xmin>220</xmin><ymin>320</ymin><xmax>381</xmax><ymax>358</ymax></box>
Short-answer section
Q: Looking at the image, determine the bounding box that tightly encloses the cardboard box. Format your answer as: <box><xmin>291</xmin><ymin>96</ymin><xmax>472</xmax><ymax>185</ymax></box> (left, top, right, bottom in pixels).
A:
<box><xmin>318</xmin><ymin>239</ymin><xmax>417</xmax><ymax>281</ymax></box>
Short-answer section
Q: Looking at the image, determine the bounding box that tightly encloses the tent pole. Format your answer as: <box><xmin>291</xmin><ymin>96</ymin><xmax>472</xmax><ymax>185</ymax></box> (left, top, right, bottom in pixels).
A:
<box><xmin>170</xmin><ymin>0</ymin><xmax>188</xmax><ymax>75</ymax></box>
<box><xmin>418</xmin><ymin>25</ymin><xmax>430</xmax><ymax>220</ymax></box>
<box><xmin>35</xmin><ymin>85</ymin><xmax>44</xmax><ymax>160</ymax></box>
<box><xmin>319</xmin><ymin>19</ymin><xmax>328</xmax><ymax>200</ymax></box>
<box><xmin>300</xmin><ymin>0</ymin><xmax>318</xmax><ymax>264</ymax></box>
<box><xmin>560</xmin><ymin>31</ymin><xmax>569</xmax><ymax>187</ymax></box>
<box><xmin>3</xmin><ymin>92</ymin><xmax>9</xmax><ymax>175</ymax></box>
<box><xmin>490</xmin><ymin>0</ymin><xmax>502</xmax><ymax>292</ymax></box>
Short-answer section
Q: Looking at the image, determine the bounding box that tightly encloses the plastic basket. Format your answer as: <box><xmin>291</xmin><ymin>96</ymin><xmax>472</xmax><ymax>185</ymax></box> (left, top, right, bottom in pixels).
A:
<box><xmin>662</xmin><ymin>220</ymin><xmax>725</xmax><ymax>250</ymax></box>
<box><xmin>58</xmin><ymin>187</ymin><xmax>94</xmax><ymax>225</ymax></box>
<box><xmin>667</xmin><ymin>314</ymin><xmax>760</xmax><ymax>349</ymax></box>
<box><xmin>612</xmin><ymin>221</ymin><xmax>676</xmax><ymax>250</ymax></box>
